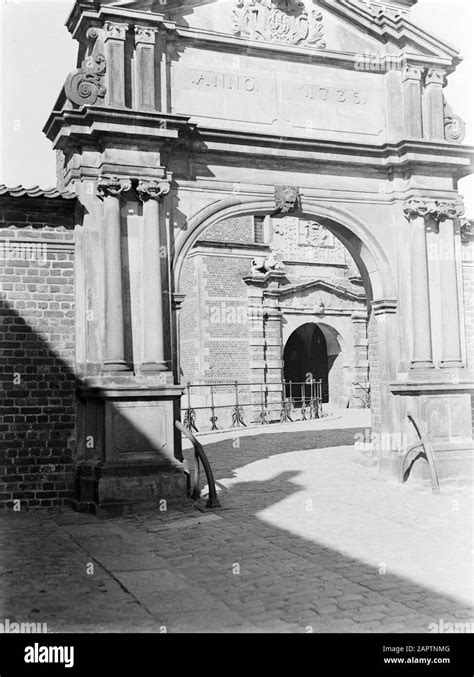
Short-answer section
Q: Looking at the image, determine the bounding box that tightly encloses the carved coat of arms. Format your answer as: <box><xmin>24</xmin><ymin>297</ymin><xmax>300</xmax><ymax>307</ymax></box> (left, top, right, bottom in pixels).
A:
<box><xmin>233</xmin><ymin>0</ymin><xmax>326</xmax><ymax>49</ymax></box>
<box><xmin>304</xmin><ymin>221</ymin><xmax>335</xmax><ymax>248</ymax></box>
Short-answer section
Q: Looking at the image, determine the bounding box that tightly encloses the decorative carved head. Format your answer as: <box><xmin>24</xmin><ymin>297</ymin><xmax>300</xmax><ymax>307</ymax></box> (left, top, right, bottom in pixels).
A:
<box><xmin>275</xmin><ymin>185</ymin><xmax>300</xmax><ymax>213</ymax></box>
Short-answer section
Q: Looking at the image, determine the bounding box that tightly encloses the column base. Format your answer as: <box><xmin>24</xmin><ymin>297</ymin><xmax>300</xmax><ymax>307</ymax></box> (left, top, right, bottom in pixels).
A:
<box><xmin>76</xmin><ymin>382</ymin><xmax>187</xmax><ymax>515</ymax></box>
<box><xmin>102</xmin><ymin>360</ymin><xmax>130</xmax><ymax>372</ymax></box>
<box><xmin>440</xmin><ymin>360</ymin><xmax>464</xmax><ymax>368</ymax></box>
<box><xmin>388</xmin><ymin>381</ymin><xmax>474</xmax><ymax>487</ymax></box>
<box><xmin>141</xmin><ymin>361</ymin><xmax>168</xmax><ymax>372</ymax></box>
<box><xmin>410</xmin><ymin>361</ymin><xmax>435</xmax><ymax>369</ymax></box>
<box><xmin>73</xmin><ymin>460</ymin><xmax>187</xmax><ymax>518</ymax></box>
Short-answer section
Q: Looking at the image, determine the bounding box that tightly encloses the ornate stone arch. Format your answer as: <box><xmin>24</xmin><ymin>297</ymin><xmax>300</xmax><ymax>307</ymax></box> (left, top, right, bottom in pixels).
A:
<box><xmin>172</xmin><ymin>196</ymin><xmax>397</xmax><ymax>307</ymax></box>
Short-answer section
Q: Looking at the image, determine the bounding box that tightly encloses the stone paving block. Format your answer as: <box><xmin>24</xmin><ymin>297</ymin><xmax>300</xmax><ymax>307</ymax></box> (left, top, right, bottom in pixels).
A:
<box><xmin>143</xmin><ymin>589</ymin><xmax>232</xmax><ymax>615</ymax></box>
<box><xmin>113</xmin><ymin>569</ymin><xmax>189</xmax><ymax>594</ymax></box>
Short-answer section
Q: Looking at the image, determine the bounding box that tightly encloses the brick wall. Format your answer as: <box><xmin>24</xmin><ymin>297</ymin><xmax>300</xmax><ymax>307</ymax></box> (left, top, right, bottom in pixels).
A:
<box><xmin>204</xmin><ymin>253</ymin><xmax>251</xmax><ymax>382</ymax></box>
<box><xmin>179</xmin><ymin>255</ymin><xmax>200</xmax><ymax>382</ymax></box>
<box><xmin>0</xmin><ymin>195</ymin><xmax>76</xmax><ymax>509</ymax></box>
<box><xmin>200</xmin><ymin>215</ymin><xmax>254</xmax><ymax>244</ymax></box>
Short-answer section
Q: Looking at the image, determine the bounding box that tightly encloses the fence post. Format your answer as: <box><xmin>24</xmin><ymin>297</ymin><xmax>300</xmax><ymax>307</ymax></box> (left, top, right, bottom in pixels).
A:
<box><xmin>183</xmin><ymin>382</ymin><xmax>198</xmax><ymax>432</ymax></box>
<box><xmin>231</xmin><ymin>380</ymin><xmax>246</xmax><ymax>427</ymax></box>
<box><xmin>209</xmin><ymin>384</ymin><xmax>218</xmax><ymax>431</ymax></box>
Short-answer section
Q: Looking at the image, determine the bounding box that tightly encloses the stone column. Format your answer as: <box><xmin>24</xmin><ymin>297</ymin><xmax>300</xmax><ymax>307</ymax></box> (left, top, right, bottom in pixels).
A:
<box><xmin>137</xmin><ymin>178</ymin><xmax>170</xmax><ymax>371</ymax></box>
<box><xmin>403</xmin><ymin>199</ymin><xmax>434</xmax><ymax>369</ymax></box>
<box><xmin>402</xmin><ymin>64</ymin><xmax>424</xmax><ymax>138</ymax></box>
<box><xmin>134</xmin><ymin>26</ymin><xmax>158</xmax><ymax>110</ymax></box>
<box><xmin>104</xmin><ymin>21</ymin><xmax>129</xmax><ymax>107</ymax></box>
<box><xmin>97</xmin><ymin>176</ymin><xmax>131</xmax><ymax>371</ymax></box>
<box><xmin>436</xmin><ymin>201</ymin><xmax>465</xmax><ymax>367</ymax></box>
<box><xmin>423</xmin><ymin>68</ymin><xmax>446</xmax><ymax>141</ymax></box>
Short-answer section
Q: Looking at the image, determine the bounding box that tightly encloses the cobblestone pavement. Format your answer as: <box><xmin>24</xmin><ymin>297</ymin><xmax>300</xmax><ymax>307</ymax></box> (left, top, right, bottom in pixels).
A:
<box><xmin>0</xmin><ymin>412</ymin><xmax>473</xmax><ymax>633</ymax></box>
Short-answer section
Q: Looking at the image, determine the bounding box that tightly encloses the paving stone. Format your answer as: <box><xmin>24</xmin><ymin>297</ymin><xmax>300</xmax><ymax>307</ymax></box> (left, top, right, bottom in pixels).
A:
<box><xmin>0</xmin><ymin>419</ymin><xmax>472</xmax><ymax>632</ymax></box>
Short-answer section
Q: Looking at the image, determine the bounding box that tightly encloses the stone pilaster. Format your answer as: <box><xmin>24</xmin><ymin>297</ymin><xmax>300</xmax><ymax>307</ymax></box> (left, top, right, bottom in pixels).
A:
<box><xmin>436</xmin><ymin>201</ymin><xmax>465</xmax><ymax>366</ymax></box>
<box><xmin>423</xmin><ymin>68</ymin><xmax>446</xmax><ymax>141</ymax></box>
<box><xmin>134</xmin><ymin>26</ymin><xmax>158</xmax><ymax>110</ymax></box>
<box><xmin>97</xmin><ymin>176</ymin><xmax>131</xmax><ymax>372</ymax></box>
<box><xmin>351</xmin><ymin>310</ymin><xmax>369</xmax><ymax>405</ymax></box>
<box><xmin>136</xmin><ymin>178</ymin><xmax>171</xmax><ymax>371</ymax></box>
<box><xmin>403</xmin><ymin>199</ymin><xmax>434</xmax><ymax>369</ymax></box>
<box><xmin>104</xmin><ymin>21</ymin><xmax>129</xmax><ymax>107</ymax></box>
<box><xmin>402</xmin><ymin>64</ymin><xmax>424</xmax><ymax>138</ymax></box>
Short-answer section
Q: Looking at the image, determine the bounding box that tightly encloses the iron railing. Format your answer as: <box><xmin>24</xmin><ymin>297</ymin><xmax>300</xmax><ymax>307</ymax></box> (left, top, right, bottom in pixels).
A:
<box><xmin>180</xmin><ymin>379</ymin><xmax>323</xmax><ymax>433</ymax></box>
<box><xmin>352</xmin><ymin>381</ymin><xmax>371</xmax><ymax>409</ymax></box>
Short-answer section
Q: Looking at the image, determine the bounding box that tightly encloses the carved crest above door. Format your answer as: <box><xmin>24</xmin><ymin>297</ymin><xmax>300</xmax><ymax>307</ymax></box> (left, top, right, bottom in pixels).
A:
<box><xmin>232</xmin><ymin>0</ymin><xmax>326</xmax><ymax>49</ymax></box>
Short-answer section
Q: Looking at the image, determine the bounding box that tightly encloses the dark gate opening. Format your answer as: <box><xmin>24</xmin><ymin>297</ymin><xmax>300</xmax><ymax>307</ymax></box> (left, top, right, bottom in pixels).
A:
<box><xmin>283</xmin><ymin>324</ymin><xmax>329</xmax><ymax>404</ymax></box>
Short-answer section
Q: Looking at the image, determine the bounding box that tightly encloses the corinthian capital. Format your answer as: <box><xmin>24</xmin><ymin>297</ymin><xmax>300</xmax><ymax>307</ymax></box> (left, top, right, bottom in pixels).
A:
<box><xmin>403</xmin><ymin>198</ymin><xmax>464</xmax><ymax>223</ymax></box>
<box><xmin>402</xmin><ymin>64</ymin><xmax>423</xmax><ymax>82</ymax></box>
<box><xmin>97</xmin><ymin>176</ymin><xmax>131</xmax><ymax>198</ymax></box>
<box><xmin>425</xmin><ymin>68</ymin><xmax>445</xmax><ymax>86</ymax></box>
<box><xmin>104</xmin><ymin>21</ymin><xmax>129</xmax><ymax>41</ymax></box>
<box><xmin>134</xmin><ymin>25</ymin><xmax>158</xmax><ymax>45</ymax></box>
<box><xmin>136</xmin><ymin>179</ymin><xmax>170</xmax><ymax>202</ymax></box>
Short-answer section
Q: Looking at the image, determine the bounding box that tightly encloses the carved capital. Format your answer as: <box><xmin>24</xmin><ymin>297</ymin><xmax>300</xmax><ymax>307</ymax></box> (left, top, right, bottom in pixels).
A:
<box><xmin>402</xmin><ymin>64</ymin><xmax>423</xmax><ymax>82</ymax></box>
<box><xmin>136</xmin><ymin>179</ymin><xmax>170</xmax><ymax>201</ymax></box>
<box><xmin>64</xmin><ymin>54</ymin><xmax>107</xmax><ymax>107</ymax></box>
<box><xmin>97</xmin><ymin>176</ymin><xmax>131</xmax><ymax>198</ymax></box>
<box><xmin>134</xmin><ymin>25</ymin><xmax>158</xmax><ymax>45</ymax></box>
<box><xmin>425</xmin><ymin>68</ymin><xmax>445</xmax><ymax>87</ymax></box>
<box><xmin>403</xmin><ymin>198</ymin><xmax>465</xmax><ymax>223</ymax></box>
<box><xmin>104</xmin><ymin>21</ymin><xmax>129</xmax><ymax>41</ymax></box>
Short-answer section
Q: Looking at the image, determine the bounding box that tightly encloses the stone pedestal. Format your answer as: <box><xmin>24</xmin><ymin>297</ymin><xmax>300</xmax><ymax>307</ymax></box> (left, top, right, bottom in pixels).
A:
<box><xmin>75</xmin><ymin>384</ymin><xmax>186</xmax><ymax>516</ymax></box>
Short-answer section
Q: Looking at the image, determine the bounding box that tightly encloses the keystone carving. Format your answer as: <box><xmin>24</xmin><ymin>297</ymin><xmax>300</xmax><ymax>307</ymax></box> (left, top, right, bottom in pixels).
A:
<box><xmin>64</xmin><ymin>54</ymin><xmax>106</xmax><ymax>107</ymax></box>
<box><xmin>232</xmin><ymin>0</ymin><xmax>326</xmax><ymax>49</ymax></box>
<box><xmin>274</xmin><ymin>185</ymin><xmax>300</xmax><ymax>214</ymax></box>
<box><xmin>403</xmin><ymin>198</ymin><xmax>465</xmax><ymax>223</ymax></box>
<box><xmin>136</xmin><ymin>179</ymin><xmax>170</xmax><ymax>201</ymax></box>
<box><xmin>97</xmin><ymin>176</ymin><xmax>131</xmax><ymax>198</ymax></box>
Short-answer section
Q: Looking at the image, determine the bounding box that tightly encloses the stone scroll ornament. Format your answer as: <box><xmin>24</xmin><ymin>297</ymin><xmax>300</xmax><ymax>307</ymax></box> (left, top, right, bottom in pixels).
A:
<box><xmin>96</xmin><ymin>176</ymin><xmax>131</xmax><ymax>198</ymax></box>
<box><xmin>232</xmin><ymin>0</ymin><xmax>326</xmax><ymax>49</ymax></box>
<box><xmin>64</xmin><ymin>52</ymin><xmax>107</xmax><ymax>107</ymax></box>
<box><xmin>443</xmin><ymin>99</ymin><xmax>466</xmax><ymax>144</ymax></box>
<box><xmin>403</xmin><ymin>198</ymin><xmax>465</xmax><ymax>223</ymax></box>
<box><xmin>136</xmin><ymin>179</ymin><xmax>170</xmax><ymax>201</ymax></box>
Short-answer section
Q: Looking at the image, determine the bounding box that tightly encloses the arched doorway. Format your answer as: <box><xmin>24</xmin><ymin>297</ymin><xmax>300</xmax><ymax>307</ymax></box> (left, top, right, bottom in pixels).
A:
<box><xmin>283</xmin><ymin>324</ymin><xmax>329</xmax><ymax>403</ymax></box>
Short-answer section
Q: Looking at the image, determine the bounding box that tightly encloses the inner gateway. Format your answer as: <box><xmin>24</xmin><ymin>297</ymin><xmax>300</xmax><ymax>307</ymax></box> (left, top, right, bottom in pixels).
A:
<box><xmin>179</xmin><ymin>213</ymin><xmax>371</xmax><ymax>428</ymax></box>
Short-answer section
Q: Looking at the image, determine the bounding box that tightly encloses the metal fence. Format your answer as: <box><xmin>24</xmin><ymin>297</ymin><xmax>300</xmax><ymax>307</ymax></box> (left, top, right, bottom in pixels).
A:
<box><xmin>181</xmin><ymin>379</ymin><xmax>323</xmax><ymax>433</ymax></box>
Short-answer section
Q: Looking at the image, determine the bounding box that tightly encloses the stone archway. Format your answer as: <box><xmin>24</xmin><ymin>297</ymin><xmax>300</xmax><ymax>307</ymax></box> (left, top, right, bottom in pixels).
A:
<box><xmin>172</xmin><ymin>200</ymin><xmax>395</xmax><ymax>439</ymax></box>
<box><xmin>40</xmin><ymin>0</ymin><xmax>474</xmax><ymax>513</ymax></box>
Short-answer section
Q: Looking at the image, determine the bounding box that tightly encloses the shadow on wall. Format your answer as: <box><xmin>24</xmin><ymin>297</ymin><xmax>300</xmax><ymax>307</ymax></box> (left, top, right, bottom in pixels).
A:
<box><xmin>0</xmin><ymin>299</ymin><xmax>182</xmax><ymax>511</ymax></box>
